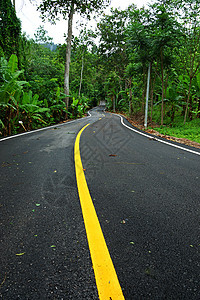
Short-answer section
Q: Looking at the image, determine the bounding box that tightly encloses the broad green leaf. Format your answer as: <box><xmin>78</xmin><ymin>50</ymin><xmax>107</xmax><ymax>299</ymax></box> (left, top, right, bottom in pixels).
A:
<box><xmin>8</xmin><ymin>54</ymin><xmax>18</xmax><ymax>73</ymax></box>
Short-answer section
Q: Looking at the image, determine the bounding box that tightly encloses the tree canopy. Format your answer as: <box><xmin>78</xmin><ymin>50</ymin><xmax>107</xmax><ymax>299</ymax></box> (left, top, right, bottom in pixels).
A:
<box><xmin>38</xmin><ymin>0</ymin><xmax>110</xmax><ymax>21</ymax></box>
<box><xmin>0</xmin><ymin>0</ymin><xmax>21</xmax><ymax>59</ymax></box>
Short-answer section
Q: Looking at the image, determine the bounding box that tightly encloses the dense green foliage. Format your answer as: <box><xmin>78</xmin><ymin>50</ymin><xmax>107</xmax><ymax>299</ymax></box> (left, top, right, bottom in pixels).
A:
<box><xmin>0</xmin><ymin>0</ymin><xmax>200</xmax><ymax>141</ymax></box>
<box><xmin>96</xmin><ymin>0</ymin><xmax>200</xmax><ymax>130</ymax></box>
<box><xmin>0</xmin><ymin>0</ymin><xmax>21</xmax><ymax>59</ymax></box>
<box><xmin>38</xmin><ymin>0</ymin><xmax>110</xmax><ymax>22</ymax></box>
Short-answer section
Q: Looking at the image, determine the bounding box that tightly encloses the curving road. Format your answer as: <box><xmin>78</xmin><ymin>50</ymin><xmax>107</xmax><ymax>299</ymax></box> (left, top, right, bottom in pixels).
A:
<box><xmin>0</xmin><ymin>107</ymin><xmax>200</xmax><ymax>299</ymax></box>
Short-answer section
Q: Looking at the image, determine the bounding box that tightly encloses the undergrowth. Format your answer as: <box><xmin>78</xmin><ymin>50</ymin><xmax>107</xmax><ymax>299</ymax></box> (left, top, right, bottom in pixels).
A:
<box><xmin>152</xmin><ymin>118</ymin><xmax>200</xmax><ymax>143</ymax></box>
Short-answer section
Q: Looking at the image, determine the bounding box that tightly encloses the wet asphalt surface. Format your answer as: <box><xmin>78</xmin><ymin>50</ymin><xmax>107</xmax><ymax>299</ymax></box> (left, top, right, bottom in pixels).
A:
<box><xmin>0</xmin><ymin>107</ymin><xmax>200</xmax><ymax>299</ymax></box>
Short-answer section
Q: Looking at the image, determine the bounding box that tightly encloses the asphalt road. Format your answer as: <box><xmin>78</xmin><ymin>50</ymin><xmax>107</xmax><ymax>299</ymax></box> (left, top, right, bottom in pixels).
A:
<box><xmin>0</xmin><ymin>107</ymin><xmax>200</xmax><ymax>299</ymax></box>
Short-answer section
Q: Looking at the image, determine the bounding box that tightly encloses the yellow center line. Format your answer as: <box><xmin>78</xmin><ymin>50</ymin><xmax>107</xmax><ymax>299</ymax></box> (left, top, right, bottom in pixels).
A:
<box><xmin>74</xmin><ymin>124</ymin><xmax>125</xmax><ymax>300</ymax></box>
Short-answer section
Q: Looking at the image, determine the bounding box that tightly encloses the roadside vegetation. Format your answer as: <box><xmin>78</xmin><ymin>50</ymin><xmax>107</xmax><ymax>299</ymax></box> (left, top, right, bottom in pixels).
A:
<box><xmin>152</xmin><ymin>119</ymin><xmax>200</xmax><ymax>144</ymax></box>
<box><xmin>0</xmin><ymin>0</ymin><xmax>200</xmax><ymax>143</ymax></box>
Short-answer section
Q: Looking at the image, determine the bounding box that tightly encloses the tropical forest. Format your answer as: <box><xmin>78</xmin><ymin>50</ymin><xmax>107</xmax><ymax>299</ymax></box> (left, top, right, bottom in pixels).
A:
<box><xmin>0</xmin><ymin>0</ymin><xmax>200</xmax><ymax>144</ymax></box>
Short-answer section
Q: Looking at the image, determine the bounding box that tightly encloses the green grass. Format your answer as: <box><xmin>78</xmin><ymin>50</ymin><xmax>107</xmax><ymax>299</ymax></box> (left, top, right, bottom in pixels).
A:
<box><xmin>151</xmin><ymin>118</ymin><xmax>200</xmax><ymax>143</ymax></box>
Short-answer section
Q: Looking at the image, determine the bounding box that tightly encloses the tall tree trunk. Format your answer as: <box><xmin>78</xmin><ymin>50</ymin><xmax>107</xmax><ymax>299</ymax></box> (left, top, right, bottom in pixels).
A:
<box><xmin>161</xmin><ymin>48</ymin><xmax>164</xmax><ymax>126</ymax></box>
<box><xmin>150</xmin><ymin>63</ymin><xmax>157</xmax><ymax>124</ymax></box>
<box><xmin>79</xmin><ymin>54</ymin><xmax>84</xmax><ymax>97</ymax></box>
<box><xmin>129</xmin><ymin>78</ymin><xmax>133</xmax><ymax>116</ymax></box>
<box><xmin>64</xmin><ymin>2</ymin><xmax>74</xmax><ymax>116</ymax></box>
<box><xmin>197</xmin><ymin>97</ymin><xmax>200</xmax><ymax>118</ymax></box>
<box><xmin>150</xmin><ymin>88</ymin><xmax>154</xmax><ymax>124</ymax></box>
<box><xmin>184</xmin><ymin>76</ymin><xmax>192</xmax><ymax>124</ymax></box>
<box><xmin>163</xmin><ymin>74</ymin><xmax>168</xmax><ymax>120</ymax></box>
<box><xmin>141</xmin><ymin>66</ymin><xmax>146</xmax><ymax>113</ymax></box>
<box><xmin>8</xmin><ymin>107</ymin><xmax>12</xmax><ymax>136</ymax></box>
<box><xmin>150</xmin><ymin>76</ymin><xmax>156</xmax><ymax>124</ymax></box>
<box><xmin>113</xmin><ymin>95</ymin><xmax>116</xmax><ymax>112</ymax></box>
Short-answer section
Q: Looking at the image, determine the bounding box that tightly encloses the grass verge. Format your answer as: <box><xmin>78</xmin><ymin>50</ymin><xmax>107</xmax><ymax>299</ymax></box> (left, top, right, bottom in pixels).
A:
<box><xmin>151</xmin><ymin>119</ymin><xmax>200</xmax><ymax>144</ymax></box>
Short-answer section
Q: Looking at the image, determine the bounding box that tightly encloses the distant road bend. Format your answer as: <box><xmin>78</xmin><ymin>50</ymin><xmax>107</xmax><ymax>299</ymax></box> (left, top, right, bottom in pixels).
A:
<box><xmin>0</xmin><ymin>106</ymin><xmax>200</xmax><ymax>299</ymax></box>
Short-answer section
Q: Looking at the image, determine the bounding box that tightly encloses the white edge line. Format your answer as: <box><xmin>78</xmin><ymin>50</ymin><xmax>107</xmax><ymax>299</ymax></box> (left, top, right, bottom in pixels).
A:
<box><xmin>0</xmin><ymin>112</ymin><xmax>92</xmax><ymax>142</ymax></box>
<box><xmin>114</xmin><ymin>113</ymin><xmax>200</xmax><ymax>157</ymax></box>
